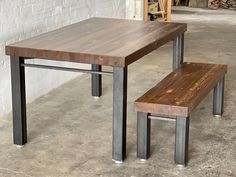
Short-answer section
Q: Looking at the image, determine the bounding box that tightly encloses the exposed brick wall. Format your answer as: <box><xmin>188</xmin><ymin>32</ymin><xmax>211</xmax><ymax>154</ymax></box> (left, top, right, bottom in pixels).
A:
<box><xmin>0</xmin><ymin>0</ymin><xmax>126</xmax><ymax>117</ymax></box>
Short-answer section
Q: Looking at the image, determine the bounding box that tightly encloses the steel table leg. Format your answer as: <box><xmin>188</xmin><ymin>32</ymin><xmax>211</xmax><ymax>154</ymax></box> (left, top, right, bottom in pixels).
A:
<box><xmin>91</xmin><ymin>64</ymin><xmax>102</xmax><ymax>98</ymax></box>
<box><xmin>173</xmin><ymin>33</ymin><xmax>184</xmax><ymax>71</ymax></box>
<box><xmin>112</xmin><ymin>67</ymin><xmax>128</xmax><ymax>162</ymax></box>
<box><xmin>213</xmin><ymin>77</ymin><xmax>225</xmax><ymax>117</ymax></box>
<box><xmin>10</xmin><ymin>56</ymin><xmax>27</xmax><ymax>146</ymax></box>
<box><xmin>137</xmin><ymin>112</ymin><xmax>151</xmax><ymax>160</ymax></box>
<box><xmin>175</xmin><ymin>117</ymin><xmax>189</xmax><ymax>166</ymax></box>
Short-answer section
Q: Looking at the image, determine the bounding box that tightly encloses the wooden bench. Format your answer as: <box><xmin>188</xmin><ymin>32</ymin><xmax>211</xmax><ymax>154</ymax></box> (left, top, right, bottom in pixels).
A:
<box><xmin>134</xmin><ymin>62</ymin><xmax>227</xmax><ymax>166</ymax></box>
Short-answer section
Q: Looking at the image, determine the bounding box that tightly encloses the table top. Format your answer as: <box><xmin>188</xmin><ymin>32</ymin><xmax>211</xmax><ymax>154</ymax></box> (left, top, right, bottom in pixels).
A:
<box><xmin>6</xmin><ymin>18</ymin><xmax>187</xmax><ymax>67</ymax></box>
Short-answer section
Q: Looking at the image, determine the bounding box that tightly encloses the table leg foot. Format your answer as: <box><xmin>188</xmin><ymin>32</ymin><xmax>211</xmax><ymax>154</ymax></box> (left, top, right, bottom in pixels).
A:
<box><xmin>112</xmin><ymin>159</ymin><xmax>123</xmax><ymax>164</ymax></box>
<box><xmin>93</xmin><ymin>96</ymin><xmax>100</xmax><ymax>100</ymax></box>
<box><xmin>213</xmin><ymin>115</ymin><xmax>222</xmax><ymax>118</ymax></box>
<box><xmin>176</xmin><ymin>164</ymin><xmax>186</xmax><ymax>168</ymax></box>
<box><xmin>16</xmin><ymin>145</ymin><xmax>24</xmax><ymax>149</ymax></box>
<box><xmin>140</xmin><ymin>159</ymin><xmax>147</xmax><ymax>162</ymax></box>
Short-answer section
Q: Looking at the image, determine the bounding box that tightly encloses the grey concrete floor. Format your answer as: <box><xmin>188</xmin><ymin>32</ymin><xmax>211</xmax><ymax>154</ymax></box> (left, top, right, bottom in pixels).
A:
<box><xmin>1</xmin><ymin>7</ymin><xmax>236</xmax><ymax>177</ymax></box>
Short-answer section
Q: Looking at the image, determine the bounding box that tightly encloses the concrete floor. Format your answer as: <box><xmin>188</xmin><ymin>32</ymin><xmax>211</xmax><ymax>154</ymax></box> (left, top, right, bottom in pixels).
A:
<box><xmin>1</xmin><ymin>7</ymin><xmax>236</xmax><ymax>177</ymax></box>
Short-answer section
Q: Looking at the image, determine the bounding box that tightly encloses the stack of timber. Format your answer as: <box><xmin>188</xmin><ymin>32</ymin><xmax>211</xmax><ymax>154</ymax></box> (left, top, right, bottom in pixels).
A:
<box><xmin>228</xmin><ymin>0</ymin><xmax>236</xmax><ymax>9</ymax></box>
<box><xmin>221</xmin><ymin>0</ymin><xmax>230</xmax><ymax>8</ymax></box>
<box><xmin>209</xmin><ymin>0</ymin><xmax>236</xmax><ymax>9</ymax></box>
<box><xmin>209</xmin><ymin>0</ymin><xmax>220</xmax><ymax>9</ymax></box>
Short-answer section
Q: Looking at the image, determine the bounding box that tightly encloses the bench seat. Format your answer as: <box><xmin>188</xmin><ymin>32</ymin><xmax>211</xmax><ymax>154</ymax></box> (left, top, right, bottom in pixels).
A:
<box><xmin>135</xmin><ymin>62</ymin><xmax>227</xmax><ymax>117</ymax></box>
<box><xmin>134</xmin><ymin>62</ymin><xmax>227</xmax><ymax>166</ymax></box>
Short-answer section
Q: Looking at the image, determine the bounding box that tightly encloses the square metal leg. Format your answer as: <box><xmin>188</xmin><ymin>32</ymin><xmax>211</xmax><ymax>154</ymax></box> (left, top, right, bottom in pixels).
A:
<box><xmin>213</xmin><ymin>77</ymin><xmax>225</xmax><ymax>117</ymax></box>
<box><xmin>112</xmin><ymin>67</ymin><xmax>128</xmax><ymax>162</ymax></box>
<box><xmin>175</xmin><ymin>117</ymin><xmax>189</xmax><ymax>166</ymax></box>
<box><xmin>173</xmin><ymin>33</ymin><xmax>184</xmax><ymax>71</ymax></box>
<box><xmin>91</xmin><ymin>64</ymin><xmax>102</xmax><ymax>98</ymax></box>
<box><xmin>10</xmin><ymin>56</ymin><xmax>27</xmax><ymax>145</ymax></box>
<box><xmin>137</xmin><ymin>112</ymin><xmax>151</xmax><ymax>160</ymax></box>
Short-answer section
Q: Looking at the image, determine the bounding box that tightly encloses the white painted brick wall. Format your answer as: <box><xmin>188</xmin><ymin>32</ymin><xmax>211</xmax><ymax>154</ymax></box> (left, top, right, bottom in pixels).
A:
<box><xmin>0</xmin><ymin>0</ymin><xmax>126</xmax><ymax>118</ymax></box>
<box><xmin>126</xmin><ymin>0</ymin><xmax>143</xmax><ymax>20</ymax></box>
<box><xmin>95</xmin><ymin>0</ymin><xmax>126</xmax><ymax>18</ymax></box>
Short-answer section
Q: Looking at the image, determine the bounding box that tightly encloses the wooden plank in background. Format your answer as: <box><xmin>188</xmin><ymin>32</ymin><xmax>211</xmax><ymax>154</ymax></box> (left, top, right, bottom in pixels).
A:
<box><xmin>144</xmin><ymin>0</ymin><xmax>149</xmax><ymax>21</ymax></box>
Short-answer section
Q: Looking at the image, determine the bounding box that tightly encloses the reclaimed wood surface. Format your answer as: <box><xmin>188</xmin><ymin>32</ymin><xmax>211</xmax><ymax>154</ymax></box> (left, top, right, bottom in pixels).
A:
<box><xmin>6</xmin><ymin>18</ymin><xmax>186</xmax><ymax>67</ymax></box>
<box><xmin>135</xmin><ymin>62</ymin><xmax>227</xmax><ymax>117</ymax></box>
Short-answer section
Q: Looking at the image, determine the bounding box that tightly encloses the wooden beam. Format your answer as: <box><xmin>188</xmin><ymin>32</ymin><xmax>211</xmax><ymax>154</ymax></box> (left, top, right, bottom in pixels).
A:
<box><xmin>144</xmin><ymin>0</ymin><xmax>148</xmax><ymax>21</ymax></box>
<box><xmin>166</xmin><ymin>0</ymin><xmax>172</xmax><ymax>21</ymax></box>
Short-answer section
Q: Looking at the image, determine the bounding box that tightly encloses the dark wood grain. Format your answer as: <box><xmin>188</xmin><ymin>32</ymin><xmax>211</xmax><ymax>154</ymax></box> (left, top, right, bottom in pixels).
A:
<box><xmin>134</xmin><ymin>62</ymin><xmax>227</xmax><ymax>117</ymax></box>
<box><xmin>5</xmin><ymin>17</ymin><xmax>187</xmax><ymax>67</ymax></box>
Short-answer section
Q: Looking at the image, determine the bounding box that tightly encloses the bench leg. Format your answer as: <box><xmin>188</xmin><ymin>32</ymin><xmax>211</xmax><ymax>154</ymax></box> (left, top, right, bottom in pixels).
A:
<box><xmin>175</xmin><ymin>117</ymin><xmax>189</xmax><ymax>167</ymax></box>
<box><xmin>91</xmin><ymin>64</ymin><xmax>102</xmax><ymax>98</ymax></box>
<box><xmin>10</xmin><ymin>56</ymin><xmax>27</xmax><ymax>146</ymax></box>
<box><xmin>137</xmin><ymin>112</ymin><xmax>150</xmax><ymax>160</ymax></box>
<box><xmin>213</xmin><ymin>77</ymin><xmax>225</xmax><ymax>117</ymax></box>
<box><xmin>173</xmin><ymin>33</ymin><xmax>184</xmax><ymax>71</ymax></box>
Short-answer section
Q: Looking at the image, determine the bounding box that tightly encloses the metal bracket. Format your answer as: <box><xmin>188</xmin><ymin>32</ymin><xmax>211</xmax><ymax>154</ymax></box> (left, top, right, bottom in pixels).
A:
<box><xmin>21</xmin><ymin>63</ymin><xmax>113</xmax><ymax>75</ymax></box>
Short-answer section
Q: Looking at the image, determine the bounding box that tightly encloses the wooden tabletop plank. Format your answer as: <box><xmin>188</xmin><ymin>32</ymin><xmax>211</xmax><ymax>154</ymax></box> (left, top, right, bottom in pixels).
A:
<box><xmin>135</xmin><ymin>62</ymin><xmax>227</xmax><ymax>117</ymax></box>
<box><xmin>6</xmin><ymin>17</ymin><xmax>187</xmax><ymax>67</ymax></box>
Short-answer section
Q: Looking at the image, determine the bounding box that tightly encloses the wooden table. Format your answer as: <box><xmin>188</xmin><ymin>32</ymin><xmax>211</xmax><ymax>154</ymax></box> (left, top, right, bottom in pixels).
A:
<box><xmin>5</xmin><ymin>17</ymin><xmax>187</xmax><ymax>163</ymax></box>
